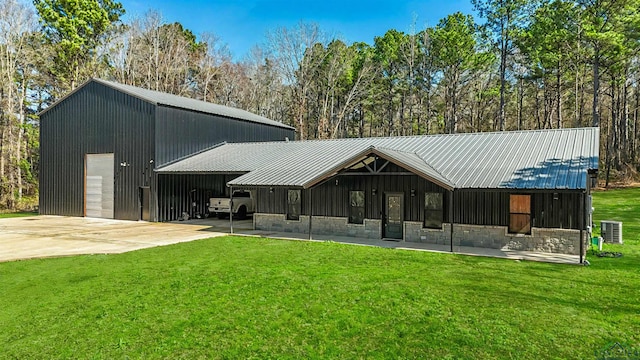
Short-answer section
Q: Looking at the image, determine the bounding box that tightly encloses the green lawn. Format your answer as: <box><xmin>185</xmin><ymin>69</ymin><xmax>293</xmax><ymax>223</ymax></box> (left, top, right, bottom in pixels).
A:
<box><xmin>0</xmin><ymin>211</ymin><xmax>38</xmax><ymax>219</ymax></box>
<box><xmin>1</xmin><ymin>190</ymin><xmax>639</xmax><ymax>359</ymax></box>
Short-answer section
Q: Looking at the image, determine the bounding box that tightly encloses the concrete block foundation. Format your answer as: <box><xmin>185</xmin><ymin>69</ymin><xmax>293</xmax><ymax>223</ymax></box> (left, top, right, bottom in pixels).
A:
<box><xmin>254</xmin><ymin>213</ymin><xmax>381</xmax><ymax>239</ymax></box>
<box><xmin>254</xmin><ymin>213</ymin><xmax>584</xmax><ymax>255</ymax></box>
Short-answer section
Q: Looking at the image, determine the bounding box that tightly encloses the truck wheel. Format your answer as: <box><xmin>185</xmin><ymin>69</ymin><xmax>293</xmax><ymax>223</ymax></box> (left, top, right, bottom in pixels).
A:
<box><xmin>236</xmin><ymin>206</ymin><xmax>247</xmax><ymax>220</ymax></box>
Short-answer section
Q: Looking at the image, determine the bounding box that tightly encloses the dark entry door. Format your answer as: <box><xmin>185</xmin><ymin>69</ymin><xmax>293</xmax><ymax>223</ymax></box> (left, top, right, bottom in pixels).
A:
<box><xmin>384</xmin><ymin>193</ymin><xmax>403</xmax><ymax>240</ymax></box>
<box><xmin>140</xmin><ymin>187</ymin><xmax>150</xmax><ymax>221</ymax></box>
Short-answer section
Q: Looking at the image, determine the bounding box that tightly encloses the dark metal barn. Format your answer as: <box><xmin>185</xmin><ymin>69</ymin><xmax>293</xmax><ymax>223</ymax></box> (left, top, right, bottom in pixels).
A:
<box><xmin>39</xmin><ymin>79</ymin><xmax>295</xmax><ymax>221</ymax></box>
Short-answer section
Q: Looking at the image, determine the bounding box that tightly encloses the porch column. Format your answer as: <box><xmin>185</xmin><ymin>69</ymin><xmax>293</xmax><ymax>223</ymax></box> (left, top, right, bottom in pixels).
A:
<box><xmin>580</xmin><ymin>191</ymin><xmax>585</xmax><ymax>264</ymax></box>
<box><xmin>308</xmin><ymin>187</ymin><xmax>313</xmax><ymax>240</ymax></box>
<box><xmin>229</xmin><ymin>186</ymin><xmax>234</xmax><ymax>234</ymax></box>
<box><xmin>449</xmin><ymin>189</ymin><xmax>454</xmax><ymax>252</ymax></box>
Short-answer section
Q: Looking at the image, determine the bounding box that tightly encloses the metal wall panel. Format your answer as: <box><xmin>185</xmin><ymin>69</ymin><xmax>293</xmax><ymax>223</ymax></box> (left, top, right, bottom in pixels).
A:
<box><xmin>155</xmin><ymin>106</ymin><xmax>295</xmax><ymax>166</ymax></box>
<box><xmin>39</xmin><ymin>81</ymin><xmax>156</xmax><ymax>220</ymax></box>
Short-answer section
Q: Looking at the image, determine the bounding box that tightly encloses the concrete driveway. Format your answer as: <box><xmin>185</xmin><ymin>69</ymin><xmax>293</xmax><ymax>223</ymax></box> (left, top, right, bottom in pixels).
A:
<box><xmin>0</xmin><ymin>215</ymin><xmax>242</xmax><ymax>262</ymax></box>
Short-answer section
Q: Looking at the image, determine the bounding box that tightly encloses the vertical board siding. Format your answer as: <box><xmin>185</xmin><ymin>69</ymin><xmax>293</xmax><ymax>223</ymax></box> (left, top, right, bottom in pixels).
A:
<box><xmin>39</xmin><ymin>81</ymin><xmax>155</xmax><ymax>220</ymax></box>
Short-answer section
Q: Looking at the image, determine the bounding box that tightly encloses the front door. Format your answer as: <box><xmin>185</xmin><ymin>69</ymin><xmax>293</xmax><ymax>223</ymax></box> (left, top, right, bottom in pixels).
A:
<box><xmin>384</xmin><ymin>193</ymin><xmax>403</xmax><ymax>240</ymax></box>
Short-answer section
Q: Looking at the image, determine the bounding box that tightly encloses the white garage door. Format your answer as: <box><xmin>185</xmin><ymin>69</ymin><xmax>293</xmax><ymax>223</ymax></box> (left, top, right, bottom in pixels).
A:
<box><xmin>85</xmin><ymin>153</ymin><xmax>114</xmax><ymax>218</ymax></box>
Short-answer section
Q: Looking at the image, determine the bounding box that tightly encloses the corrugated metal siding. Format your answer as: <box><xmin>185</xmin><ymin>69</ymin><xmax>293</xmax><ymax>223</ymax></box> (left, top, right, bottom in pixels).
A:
<box><xmin>156</xmin><ymin>174</ymin><xmax>240</xmax><ymax>221</ymax></box>
<box><xmin>39</xmin><ymin>81</ymin><xmax>156</xmax><ymax>220</ymax></box>
<box><xmin>155</xmin><ymin>106</ymin><xmax>294</xmax><ymax>166</ymax></box>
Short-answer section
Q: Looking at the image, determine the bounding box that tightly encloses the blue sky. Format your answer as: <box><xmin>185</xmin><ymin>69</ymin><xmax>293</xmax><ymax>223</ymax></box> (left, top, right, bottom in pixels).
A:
<box><xmin>119</xmin><ymin>0</ymin><xmax>475</xmax><ymax>60</ymax></box>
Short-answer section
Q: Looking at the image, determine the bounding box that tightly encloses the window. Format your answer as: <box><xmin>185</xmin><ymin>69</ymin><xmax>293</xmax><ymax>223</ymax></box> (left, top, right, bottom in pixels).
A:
<box><xmin>509</xmin><ymin>194</ymin><xmax>531</xmax><ymax>234</ymax></box>
<box><xmin>349</xmin><ymin>191</ymin><xmax>365</xmax><ymax>224</ymax></box>
<box><xmin>287</xmin><ymin>189</ymin><xmax>301</xmax><ymax>221</ymax></box>
<box><xmin>424</xmin><ymin>192</ymin><xmax>443</xmax><ymax>228</ymax></box>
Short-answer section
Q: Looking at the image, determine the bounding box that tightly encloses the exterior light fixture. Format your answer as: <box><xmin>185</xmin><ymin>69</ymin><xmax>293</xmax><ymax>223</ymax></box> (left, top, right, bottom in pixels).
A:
<box><xmin>372</xmin><ymin>188</ymin><xmax>377</xmax><ymax>196</ymax></box>
<box><xmin>411</xmin><ymin>189</ymin><xmax>416</xmax><ymax>197</ymax></box>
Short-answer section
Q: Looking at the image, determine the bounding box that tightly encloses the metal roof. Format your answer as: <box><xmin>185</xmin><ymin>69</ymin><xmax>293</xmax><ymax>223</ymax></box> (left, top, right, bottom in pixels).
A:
<box><xmin>157</xmin><ymin>127</ymin><xmax>600</xmax><ymax>190</ymax></box>
<box><xmin>371</xmin><ymin>147</ymin><xmax>455</xmax><ymax>190</ymax></box>
<box><xmin>40</xmin><ymin>78</ymin><xmax>294</xmax><ymax>130</ymax></box>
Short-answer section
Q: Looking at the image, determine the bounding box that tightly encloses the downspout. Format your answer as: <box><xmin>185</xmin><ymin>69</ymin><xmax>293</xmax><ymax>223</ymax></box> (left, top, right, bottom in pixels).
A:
<box><xmin>450</xmin><ymin>189</ymin><xmax>454</xmax><ymax>253</ymax></box>
<box><xmin>229</xmin><ymin>186</ymin><xmax>234</xmax><ymax>234</ymax></box>
<box><xmin>308</xmin><ymin>187</ymin><xmax>313</xmax><ymax>240</ymax></box>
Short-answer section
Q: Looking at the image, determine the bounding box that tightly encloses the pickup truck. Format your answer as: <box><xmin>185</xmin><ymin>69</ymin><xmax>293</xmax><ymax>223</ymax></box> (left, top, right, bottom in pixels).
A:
<box><xmin>209</xmin><ymin>190</ymin><xmax>255</xmax><ymax>219</ymax></box>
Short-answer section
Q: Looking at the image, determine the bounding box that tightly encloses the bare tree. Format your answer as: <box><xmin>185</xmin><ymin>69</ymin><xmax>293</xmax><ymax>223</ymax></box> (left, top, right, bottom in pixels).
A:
<box><xmin>0</xmin><ymin>0</ymin><xmax>37</xmax><ymax>207</ymax></box>
<box><xmin>194</xmin><ymin>32</ymin><xmax>230</xmax><ymax>102</ymax></box>
<box><xmin>267</xmin><ymin>22</ymin><xmax>327</xmax><ymax>139</ymax></box>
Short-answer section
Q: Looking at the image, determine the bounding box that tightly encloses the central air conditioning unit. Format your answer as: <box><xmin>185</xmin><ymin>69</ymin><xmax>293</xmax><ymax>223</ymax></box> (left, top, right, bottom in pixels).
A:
<box><xmin>601</xmin><ymin>221</ymin><xmax>623</xmax><ymax>244</ymax></box>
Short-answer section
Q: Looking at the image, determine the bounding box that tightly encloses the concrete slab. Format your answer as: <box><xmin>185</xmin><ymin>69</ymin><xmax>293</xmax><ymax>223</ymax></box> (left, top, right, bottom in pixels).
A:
<box><xmin>0</xmin><ymin>215</ymin><xmax>226</xmax><ymax>262</ymax></box>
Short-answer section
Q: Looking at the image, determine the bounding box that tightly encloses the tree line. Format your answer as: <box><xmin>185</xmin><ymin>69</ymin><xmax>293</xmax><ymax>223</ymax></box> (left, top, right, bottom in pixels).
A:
<box><xmin>0</xmin><ymin>0</ymin><xmax>639</xmax><ymax>209</ymax></box>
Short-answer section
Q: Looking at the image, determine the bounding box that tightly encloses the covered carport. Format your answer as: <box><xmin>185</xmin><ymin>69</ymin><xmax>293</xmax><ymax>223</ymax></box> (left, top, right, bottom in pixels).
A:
<box><xmin>154</xmin><ymin>141</ymin><xmax>299</xmax><ymax>223</ymax></box>
<box><xmin>155</xmin><ymin>172</ymin><xmax>244</xmax><ymax>221</ymax></box>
